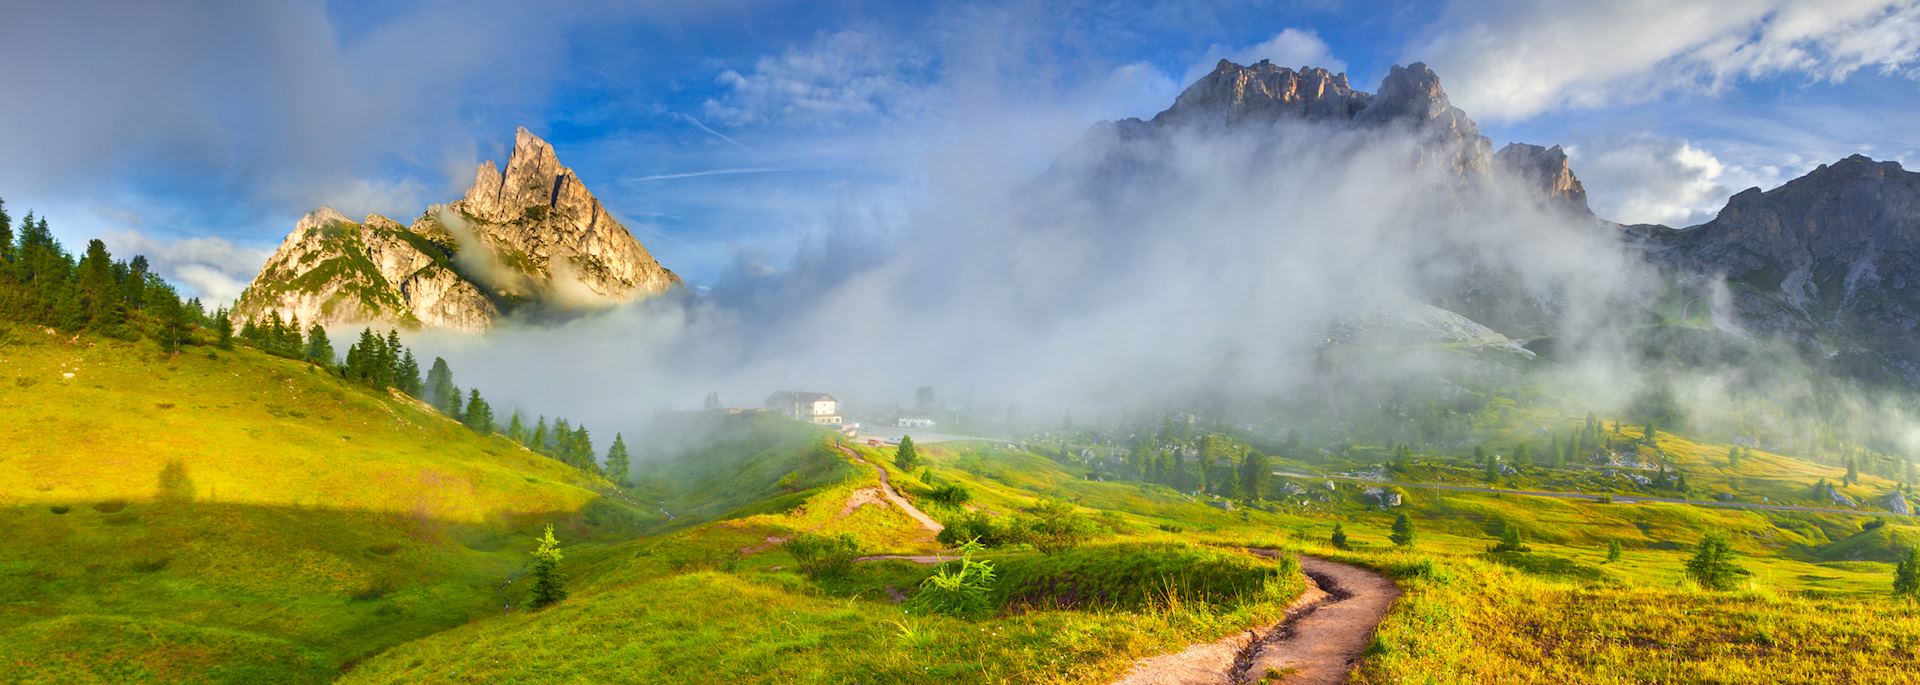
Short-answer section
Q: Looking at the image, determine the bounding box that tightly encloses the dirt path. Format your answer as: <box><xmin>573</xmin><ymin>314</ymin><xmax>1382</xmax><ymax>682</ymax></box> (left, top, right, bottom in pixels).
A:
<box><xmin>738</xmin><ymin>442</ymin><xmax>944</xmax><ymax>556</ymax></box>
<box><xmin>834</xmin><ymin>441</ymin><xmax>943</xmax><ymax>534</ymax></box>
<box><xmin>1111</xmin><ymin>554</ymin><xmax>1398</xmax><ymax>685</ymax></box>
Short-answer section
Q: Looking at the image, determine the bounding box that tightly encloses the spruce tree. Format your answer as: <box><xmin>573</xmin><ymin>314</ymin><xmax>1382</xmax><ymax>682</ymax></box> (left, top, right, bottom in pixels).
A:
<box><xmin>1239</xmin><ymin>450</ymin><xmax>1270</xmax><ymax>501</ymax></box>
<box><xmin>527</xmin><ymin>524</ymin><xmax>567</xmax><ymax>608</ymax></box>
<box><xmin>1896</xmin><ymin>547</ymin><xmax>1920</xmax><ymax>598</ymax></box>
<box><xmin>425</xmin><ymin>357</ymin><xmax>457</xmax><ymax>412</ymax></box>
<box><xmin>462</xmin><ymin>389</ymin><xmax>493</xmax><ymax>434</ymax></box>
<box><xmin>76</xmin><ymin>239</ymin><xmax>120</xmax><ymax>327</ymax></box>
<box><xmin>1846</xmin><ymin>458</ymin><xmax>1859</xmax><ymax>486</ymax></box>
<box><xmin>304</xmin><ymin>324</ymin><xmax>334</xmax><ymax>366</ymax></box>
<box><xmin>394</xmin><ymin>349</ymin><xmax>421</xmax><ymax>396</ymax></box>
<box><xmin>213</xmin><ymin>308</ymin><xmax>234</xmax><ymax>350</ymax></box>
<box><xmin>896</xmin><ymin>435</ymin><xmax>919</xmax><ymax>469</ymax></box>
<box><xmin>530</xmin><ymin>416</ymin><xmax>549</xmax><ymax>451</ymax></box>
<box><xmin>1330</xmin><ymin>523</ymin><xmax>1350</xmax><ymax>550</ymax></box>
<box><xmin>605</xmin><ymin>433</ymin><xmax>631</xmax><ymax>486</ymax></box>
<box><xmin>1606</xmin><ymin>539</ymin><xmax>1623</xmax><ymax>563</ymax></box>
<box><xmin>1389</xmin><ymin>513</ymin><xmax>1415</xmax><ymax>547</ymax></box>
<box><xmin>506</xmin><ymin>411</ymin><xmax>527</xmax><ymax>444</ymax></box>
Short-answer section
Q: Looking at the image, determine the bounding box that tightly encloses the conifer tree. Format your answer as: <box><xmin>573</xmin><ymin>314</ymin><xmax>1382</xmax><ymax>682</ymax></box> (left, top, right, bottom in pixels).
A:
<box><xmin>1389</xmin><ymin>513</ymin><xmax>1415</xmax><ymax>547</ymax></box>
<box><xmin>76</xmin><ymin>239</ymin><xmax>120</xmax><ymax>326</ymax></box>
<box><xmin>896</xmin><ymin>435</ymin><xmax>919</xmax><ymax>469</ymax></box>
<box><xmin>605</xmin><ymin>433</ymin><xmax>631</xmax><ymax>485</ymax></box>
<box><xmin>1330</xmin><ymin>523</ymin><xmax>1350</xmax><ymax>550</ymax></box>
<box><xmin>527</xmin><ymin>524</ymin><xmax>567</xmax><ymax>608</ymax></box>
<box><xmin>1239</xmin><ymin>450</ymin><xmax>1270</xmax><ymax>501</ymax></box>
<box><xmin>1896</xmin><ymin>547</ymin><xmax>1920</xmax><ymax>598</ymax></box>
<box><xmin>394</xmin><ymin>349</ymin><xmax>421</xmax><ymax>396</ymax></box>
<box><xmin>214</xmin><ymin>308</ymin><xmax>234</xmax><ymax>350</ymax></box>
<box><xmin>1846</xmin><ymin>458</ymin><xmax>1859</xmax><ymax>486</ymax></box>
<box><xmin>530</xmin><ymin>416</ymin><xmax>549</xmax><ymax>451</ymax></box>
<box><xmin>425</xmin><ymin>357</ymin><xmax>457</xmax><ymax>412</ymax></box>
<box><xmin>304</xmin><ymin>324</ymin><xmax>333</xmax><ymax>366</ymax></box>
<box><xmin>462</xmin><ymin>389</ymin><xmax>493</xmax><ymax>434</ymax></box>
<box><xmin>1606</xmin><ymin>539</ymin><xmax>1623</xmax><ymax>563</ymax></box>
<box><xmin>506</xmin><ymin>411</ymin><xmax>527</xmax><ymax>444</ymax></box>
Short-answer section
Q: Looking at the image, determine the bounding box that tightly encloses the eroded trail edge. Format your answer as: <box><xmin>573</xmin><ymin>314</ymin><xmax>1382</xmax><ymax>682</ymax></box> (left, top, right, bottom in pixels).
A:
<box><xmin>1112</xmin><ymin>554</ymin><xmax>1399</xmax><ymax>685</ymax></box>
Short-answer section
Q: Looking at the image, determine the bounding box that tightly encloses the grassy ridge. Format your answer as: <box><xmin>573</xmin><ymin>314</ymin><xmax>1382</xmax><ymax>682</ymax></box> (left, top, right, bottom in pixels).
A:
<box><xmin>0</xmin><ymin>331</ymin><xmax>639</xmax><ymax>682</ymax></box>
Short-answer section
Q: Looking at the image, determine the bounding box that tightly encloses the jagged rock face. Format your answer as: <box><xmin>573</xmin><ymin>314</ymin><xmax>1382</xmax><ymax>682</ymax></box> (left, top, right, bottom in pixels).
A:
<box><xmin>1495</xmin><ymin>143</ymin><xmax>1590</xmax><ymax>216</ymax></box>
<box><xmin>451</xmin><ymin>128</ymin><xmax>680</xmax><ymax>303</ymax></box>
<box><xmin>236</xmin><ymin>128</ymin><xmax>679</xmax><ymax>331</ymax></box>
<box><xmin>233</xmin><ymin>209</ymin><xmax>497</xmax><ymax>332</ymax></box>
<box><xmin>1633</xmin><ymin>156</ymin><xmax>1920</xmax><ymax>383</ymax></box>
<box><xmin>1070</xmin><ymin>60</ymin><xmax>1495</xmax><ymax>187</ymax></box>
<box><xmin>1154</xmin><ymin>60</ymin><xmax>1370</xmax><ymax>125</ymax></box>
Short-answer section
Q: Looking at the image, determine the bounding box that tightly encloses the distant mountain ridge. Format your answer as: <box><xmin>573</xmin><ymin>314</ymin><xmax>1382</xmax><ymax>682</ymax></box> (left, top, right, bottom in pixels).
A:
<box><xmin>234</xmin><ymin>128</ymin><xmax>679</xmax><ymax>331</ymax></box>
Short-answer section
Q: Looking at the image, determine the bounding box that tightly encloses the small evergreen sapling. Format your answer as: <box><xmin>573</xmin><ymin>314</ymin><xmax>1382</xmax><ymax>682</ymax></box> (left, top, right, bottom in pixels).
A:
<box><xmin>1390</xmin><ymin>514</ymin><xmax>1415</xmax><ymax>547</ymax></box>
<box><xmin>528</xmin><ymin>524</ymin><xmax>567</xmax><ymax>608</ymax></box>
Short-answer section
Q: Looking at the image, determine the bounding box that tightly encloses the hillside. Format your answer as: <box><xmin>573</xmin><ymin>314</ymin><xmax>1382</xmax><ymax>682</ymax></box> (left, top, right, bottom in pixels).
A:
<box><xmin>0</xmin><ymin>327</ymin><xmax>647</xmax><ymax>683</ymax></box>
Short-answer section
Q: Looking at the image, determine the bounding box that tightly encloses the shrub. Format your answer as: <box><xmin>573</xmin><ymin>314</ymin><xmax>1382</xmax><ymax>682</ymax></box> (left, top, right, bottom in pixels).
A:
<box><xmin>993</xmin><ymin>543</ymin><xmax>1296</xmax><ymax>612</ymax></box>
<box><xmin>938</xmin><ymin>511</ymin><xmax>1016</xmax><ymax>547</ymax></box>
<box><xmin>784</xmin><ymin>533</ymin><xmax>862</xmax><ymax>579</ymax></box>
<box><xmin>1014</xmin><ymin>500</ymin><xmax>1102</xmax><ymax>555</ymax></box>
<box><xmin>926</xmin><ymin>483</ymin><xmax>973</xmax><ymax>506</ymax></box>
<box><xmin>1389</xmin><ymin>513</ymin><xmax>1416</xmax><ymax>547</ymax></box>
<box><xmin>1489</xmin><ymin>526</ymin><xmax>1530</xmax><ymax>554</ymax></box>
<box><xmin>1686</xmin><ymin>532</ymin><xmax>1745</xmax><ymax>591</ymax></box>
<box><xmin>909</xmin><ymin>541</ymin><xmax>996</xmax><ymax>619</ymax></box>
<box><xmin>1330</xmin><ymin>523</ymin><xmax>1350</xmax><ymax>550</ymax></box>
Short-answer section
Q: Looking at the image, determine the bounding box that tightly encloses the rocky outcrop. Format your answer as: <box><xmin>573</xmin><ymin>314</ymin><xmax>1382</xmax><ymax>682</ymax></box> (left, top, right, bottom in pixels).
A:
<box><xmin>235</xmin><ymin>128</ymin><xmax>679</xmax><ymax>331</ymax></box>
<box><xmin>1629</xmin><ymin>155</ymin><xmax>1920</xmax><ymax>384</ymax></box>
<box><xmin>1495</xmin><ymin>143</ymin><xmax>1590</xmax><ymax>216</ymax></box>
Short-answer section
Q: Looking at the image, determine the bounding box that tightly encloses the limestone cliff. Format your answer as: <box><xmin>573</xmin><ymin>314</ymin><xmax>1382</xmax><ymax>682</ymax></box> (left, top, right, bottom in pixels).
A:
<box><xmin>234</xmin><ymin>128</ymin><xmax>679</xmax><ymax>331</ymax></box>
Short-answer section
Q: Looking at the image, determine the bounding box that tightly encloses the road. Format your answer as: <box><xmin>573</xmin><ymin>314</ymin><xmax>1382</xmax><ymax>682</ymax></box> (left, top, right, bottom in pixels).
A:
<box><xmin>1274</xmin><ymin>471</ymin><xmax>1900</xmax><ymax>518</ymax></box>
<box><xmin>847</xmin><ymin>424</ymin><xmax>1010</xmax><ymax>445</ymax></box>
<box><xmin>834</xmin><ymin>441</ymin><xmax>944</xmax><ymax>533</ymax></box>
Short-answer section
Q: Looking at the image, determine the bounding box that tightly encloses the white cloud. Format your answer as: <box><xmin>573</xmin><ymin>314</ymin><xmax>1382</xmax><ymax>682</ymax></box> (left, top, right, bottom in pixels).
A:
<box><xmin>701</xmin><ymin>30</ymin><xmax>936</xmax><ymax>127</ymax></box>
<box><xmin>1567</xmin><ymin>135</ymin><xmax>1785</xmax><ymax>226</ymax></box>
<box><xmin>98</xmin><ymin>229</ymin><xmax>273</xmax><ymax>308</ymax></box>
<box><xmin>1183</xmin><ymin>28</ymin><xmax>1347</xmax><ymax>87</ymax></box>
<box><xmin>1418</xmin><ymin>0</ymin><xmax>1920</xmax><ymax>121</ymax></box>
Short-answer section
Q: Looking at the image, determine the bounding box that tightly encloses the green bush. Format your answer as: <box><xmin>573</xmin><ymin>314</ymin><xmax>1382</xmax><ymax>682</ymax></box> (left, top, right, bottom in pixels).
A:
<box><xmin>1013</xmin><ymin>500</ymin><xmax>1103</xmax><ymax>555</ymax></box>
<box><xmin>926</xmin><ymin>483</ymin><xmax>973</xmax><ymax>506</ymax></box>
<box><xmin>993</xmin><ymin>543</ymin><xmax>1297</xmax><ymax>611</ymax></box>
<box><xmin>909</xmin><ymin>542</ymin><xmax>996</xmax><ymax>619</ymax></box>
<box><xmin>785</xmin><ymin>533</ymin><xmax>862</xmax><ymax>579</ymax></box>
<box><xmin>937</xmin><ymin>511</ymin><xmax>1017</xmax><ymax>547</ymax></box>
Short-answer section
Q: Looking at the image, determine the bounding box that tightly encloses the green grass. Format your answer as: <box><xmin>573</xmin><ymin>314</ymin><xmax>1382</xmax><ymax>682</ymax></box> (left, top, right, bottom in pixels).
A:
<box><xmin>0</xmin><ymin>332</ymin><xmax>643</xmax><ymax>682</ymax></box>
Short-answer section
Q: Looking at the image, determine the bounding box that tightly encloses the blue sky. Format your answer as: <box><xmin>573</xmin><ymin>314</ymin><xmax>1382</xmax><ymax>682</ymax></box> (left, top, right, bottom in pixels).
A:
<box><xmin>2</xmin><ymin>0</ymin><xmax>1915</xmax><ymax>304</ymax></box>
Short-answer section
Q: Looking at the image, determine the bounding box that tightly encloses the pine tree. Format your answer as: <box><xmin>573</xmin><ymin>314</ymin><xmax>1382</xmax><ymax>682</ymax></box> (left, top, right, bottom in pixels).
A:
<box><xmin>462</xmin><ymin>389</ymin><xmax>493</xmax><ymax>434</ymax></box>
<box><xmin>1685</xmin><ymin>532</ymin><xmax>1743</xmax><ymax>591</ymax></box>
<box><xmin>527</xmin><ymin>524</ymin><xmax>567</xmax><ymax>608</ymax></box>
<box><xmin>1846</xmin><ymin>458</ymin><xmax>1859</xmax><ymax>486</ymax></box>
<box><xmin>506</xmin><ymin>412</ymin><xmax>527</xmax><ymax>444</ymax></box>
<box><xmin>1239</xmin><ymin>450</ymin><xmax>1270</xmax><ymax>501</ymax></box>
<box><xmin>122</xmin><ymin>255</ymin><xmax>148</xmax><ymax>309</ymax></box>
<box><xmin>1491</xmin><ymin>525</ymin><xmax>1528</xmax><ymax>553</ymax></box>
<box><xmin>570</xmin><ymin>425</ymin><xmax>594</xmax><ymax>470</ymax></box>
<box><xmin>383</xmin><ymin>330</ymin><xmax>404</xmax><ymax>389</ymax></box>
<box><xmin>896</xmin><ymin>435</ymin><xmax>919</xmax><ymax>469</ymax></box>
<box><xmin>76</xmin><ymin>239</ymin><xmax>120</xmax><ymax>327</ymax></box>
<box><xmin>1330</xmin><ymin>523</ymin><xmax>1350</xmax><ymax>550</ymax></box>
<box><xmin>425</xmin><ymin>357</ymin><xmax>457</xmax><ymax>412</ymax></box>
<box><xmin>394</xmin><ymin>349</ymin><xmax>421</xmax><ymax>396</ymax></box>
<box><xmin>285</xmin><ymin>315</ymin><xmax>305</xmax><ymax>355</ymax></box>
<box><xmin>213</xmin><ymin>308</ymin><xmax>234</xmax><ymax>350</ymax></box>
<box><xmin>605</xmin><ymin>433</ymin><xmax>631</xmax><ymax>486</ymax></box>
<box><xmin>1390</xmin><ymin>514</ymin><xmax>1415</xmax><ymax>547</ymax></box>
<box><xmin>304</xmin><ymin>324</ymin><xmax>334</xmax><ymax>366</ymax></box>
<box><xmin>1896</xmin><ymin>547</ymin><xmax>1920</xmax><ymax>598</ymax></box>
<box><xmin>1606</xmin><ymin>539</ymin><xmax>1623</xmax><ymax>563</ymax></box>
<box><xmin>530</xmin><ymin>416</ymin><xmax>549</xmax><ymax>451</ymax></box>
<box><xmin>0</xmin><ymin>198</ymin><xmax>11</xmax><ymax>264</ymax></box>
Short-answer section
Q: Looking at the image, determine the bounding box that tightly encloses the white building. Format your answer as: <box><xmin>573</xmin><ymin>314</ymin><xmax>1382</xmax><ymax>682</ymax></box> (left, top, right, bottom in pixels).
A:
<box><xmin>897</xmin><ymin>415</ymin><xmax>936</xmax><ymax>428</ymax></box>
<box><xmin>765</xmin><ymin>391</ymin><xmax>842</xmax><ymax>425</ymax></box>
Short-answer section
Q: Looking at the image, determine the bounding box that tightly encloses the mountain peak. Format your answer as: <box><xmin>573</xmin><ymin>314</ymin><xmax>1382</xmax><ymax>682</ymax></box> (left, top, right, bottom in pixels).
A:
<box><xmin>1495</xmin><ymin>143</ymin><xmax>1591</xmax><ymax>216</ymax></box>
<box><xmin>1157</xmin><ymin>59</ymin><xmax>1366</xmax><ymax>125</ymax></box>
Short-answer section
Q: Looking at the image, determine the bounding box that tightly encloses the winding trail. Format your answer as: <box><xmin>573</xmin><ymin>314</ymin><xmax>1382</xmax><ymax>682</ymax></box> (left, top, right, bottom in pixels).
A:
<box><xmin>834</xmin><ymin>441</ymin><xmax>944</xmax><ymax>534</ymax></box>
<box><xmin>738</xmin><ymin>441</ymin><xmax>943</xmax><ymax>556</ymax></box>
<box><xmin>1111</xmin><ymin>554</ymin><xmax>1398</xmax><ymax>685</ymax></box>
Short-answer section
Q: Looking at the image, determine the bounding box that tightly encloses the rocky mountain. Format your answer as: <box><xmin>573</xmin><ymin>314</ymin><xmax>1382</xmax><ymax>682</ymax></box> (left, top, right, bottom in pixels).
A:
<box><xmin>234</xmin><ymin>128</ymin><xmax>679</xmax><ymax>331</ymax></box>
<box><xmin>1630</xmin><ymin>155</ymin><xmax>1920</xmax><ymax>382</ymax></box>
<box><xmin>1494</xmin><ymin>143</ymin><xmax>1590</xmax><ymax>216</ymax></box>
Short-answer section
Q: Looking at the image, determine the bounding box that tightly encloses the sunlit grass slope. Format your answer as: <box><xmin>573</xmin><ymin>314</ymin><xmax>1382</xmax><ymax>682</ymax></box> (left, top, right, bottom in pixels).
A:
<box><xmin>0</xmin><ymin>330</ymin><xmax>642</xmax><ymax>683</ymax></box>
<box><xmin>341</xmin><ymin>437</ymin><xmax>1309</xmax><ymax>685</ymax></box>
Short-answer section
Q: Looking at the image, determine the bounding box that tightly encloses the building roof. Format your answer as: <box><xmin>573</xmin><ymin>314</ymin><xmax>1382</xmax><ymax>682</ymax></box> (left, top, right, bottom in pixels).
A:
<box><xmin>766</xmin><ymin>391</ymin><xmax>836</xmax><ymax>404</ymax></box>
